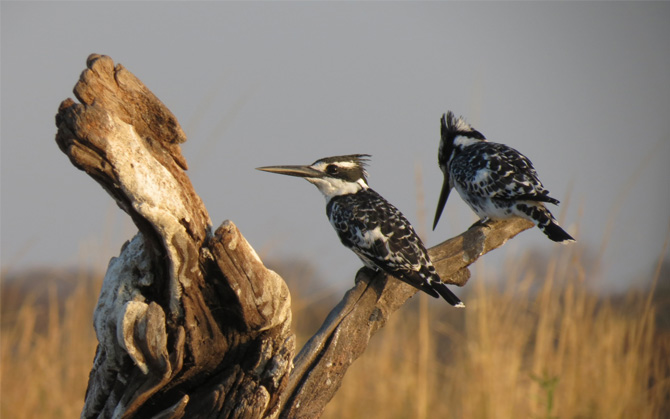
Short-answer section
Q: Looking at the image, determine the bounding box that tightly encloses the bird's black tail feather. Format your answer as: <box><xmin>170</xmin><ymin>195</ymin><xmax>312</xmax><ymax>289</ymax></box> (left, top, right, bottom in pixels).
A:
<box><xmin>515</xmin><ymin>203</ymin><xmax>575</xmax><ymax>243</ymax></box>
<box><xmin>397</xmin><ymin>272</ymin><xmax>464</xmax><ymax>307</ymax></box>
<box><xmin>541</xmin><ymin>219</ymin><xmax>575</xmax><ymax>243</ymax></box>
<box><xmin>431</xmin><ymin>281</ymin><xmax>465</xmax><ymax>308</ymax></box>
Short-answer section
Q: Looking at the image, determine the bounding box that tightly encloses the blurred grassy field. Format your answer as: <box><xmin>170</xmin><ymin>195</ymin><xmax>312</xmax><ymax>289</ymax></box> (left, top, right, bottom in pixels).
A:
<box><xmin>2</xmin><ymin>243</ymin><xmax>668</xmax><ymax>418</ymax></box>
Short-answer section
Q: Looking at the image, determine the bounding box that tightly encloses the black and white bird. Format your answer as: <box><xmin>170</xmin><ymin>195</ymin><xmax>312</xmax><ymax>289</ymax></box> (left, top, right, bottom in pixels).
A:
<box><xmin>257</xmin><ymin>154</ymin><xmax>464</xmax><ymax>307</ymax></box>
<box><xmin>433</xmin><ymin>111</ymin><xmax>575</xmax><ymax>243</ymax></box>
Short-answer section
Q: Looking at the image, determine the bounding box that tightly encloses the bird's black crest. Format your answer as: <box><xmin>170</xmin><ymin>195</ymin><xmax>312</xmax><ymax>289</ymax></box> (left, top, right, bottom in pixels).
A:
<box><xmin>313</xmin><ymin>154</ymin><xmax>371</xmax><ymax>167</ymax></box>
<box><xmin>442</xmin><ymin>111</ymin><xmax>486</xmax><ymax>142</ymax></box>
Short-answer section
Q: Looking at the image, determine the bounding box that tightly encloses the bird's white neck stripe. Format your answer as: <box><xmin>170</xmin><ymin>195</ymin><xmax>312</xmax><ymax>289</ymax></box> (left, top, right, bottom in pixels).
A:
<box><xmin>454</xmin><ymin>135</ymin><xmax>481</xmax><ymax>148</ymax></box>
<box><xmin>308</xmin><ymin>177</ymin><xmax>368</xmax><ymax>202</ymax></box>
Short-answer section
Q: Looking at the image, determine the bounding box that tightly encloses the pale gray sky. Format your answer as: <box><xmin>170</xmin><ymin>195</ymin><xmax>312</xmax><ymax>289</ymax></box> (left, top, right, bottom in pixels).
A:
<box><xmin>2</xmin><ymin>2</ymin><xmax>669</xmax><ymax>293</ymax></box>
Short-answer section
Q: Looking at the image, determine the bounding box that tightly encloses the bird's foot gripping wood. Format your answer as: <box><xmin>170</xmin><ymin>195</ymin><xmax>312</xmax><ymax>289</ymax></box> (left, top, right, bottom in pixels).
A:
<box><xmin>469</xmin><ymin>217</ymin><xmax>492</xmax><ymax>230</ymax></box>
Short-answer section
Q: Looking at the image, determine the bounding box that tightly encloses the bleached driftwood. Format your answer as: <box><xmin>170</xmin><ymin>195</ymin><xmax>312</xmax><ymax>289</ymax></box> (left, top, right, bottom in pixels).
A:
<box><xmin>55</xmin><ymin>54</ymin><xmax>532</xmax><ymax>419</ymax></box>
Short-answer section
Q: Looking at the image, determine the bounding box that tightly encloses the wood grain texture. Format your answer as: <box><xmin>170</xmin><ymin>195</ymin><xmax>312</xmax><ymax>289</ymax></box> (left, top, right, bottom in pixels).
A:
<box><xmin>57</xmin><ymin>55</ymin><xmax>293</xmax><ymax>419</ymax></box>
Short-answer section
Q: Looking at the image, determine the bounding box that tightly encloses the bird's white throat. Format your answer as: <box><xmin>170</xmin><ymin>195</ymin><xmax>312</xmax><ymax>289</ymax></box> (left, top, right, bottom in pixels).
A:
<box><xmin>307</xmin><ymin>177</ymin><xmax>368</xmax><ymax>201</ymax></box>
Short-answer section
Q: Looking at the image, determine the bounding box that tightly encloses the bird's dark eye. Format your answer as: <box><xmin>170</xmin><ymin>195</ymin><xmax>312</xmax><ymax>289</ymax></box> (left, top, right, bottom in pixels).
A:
<box><xmin>326</xmin><ymin>164</ymin><xmax>339</xmax><ymax>175</ymax></box>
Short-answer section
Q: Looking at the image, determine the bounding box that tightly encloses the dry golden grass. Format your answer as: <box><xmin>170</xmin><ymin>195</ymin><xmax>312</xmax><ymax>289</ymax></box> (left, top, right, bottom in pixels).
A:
<box><xmin>322</xmin><ymin>243</ymin><xmax>670</xmax><ymax>419</ymax></box>
<box><xmin>2</xmin><ymin>243</ymin><xmax>668</xmax><ymax>418</ymax></box>
<box><xmin>1</xmin><ymin>271</ymin><xmax>100</xmax><ymax>418</ymax></box>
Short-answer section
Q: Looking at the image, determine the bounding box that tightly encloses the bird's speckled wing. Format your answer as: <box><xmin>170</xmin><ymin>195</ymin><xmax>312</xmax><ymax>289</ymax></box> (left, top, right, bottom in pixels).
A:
<box><xmin>327</xmin><ymin>189</ymin><xmax>429</xmax><ymax>277</ymax></box>
<box><xmin>450</xmin><ymin>141</ymin><xmax>558</xmax><ymax>204</ymax></box>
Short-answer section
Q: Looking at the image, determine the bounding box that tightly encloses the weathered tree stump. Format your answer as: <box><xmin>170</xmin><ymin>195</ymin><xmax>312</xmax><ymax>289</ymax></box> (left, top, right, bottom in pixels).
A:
<box><xmin>55</xmin><ymin>54</ymin><xmax>533</xmax><ymax>419</ymax></box>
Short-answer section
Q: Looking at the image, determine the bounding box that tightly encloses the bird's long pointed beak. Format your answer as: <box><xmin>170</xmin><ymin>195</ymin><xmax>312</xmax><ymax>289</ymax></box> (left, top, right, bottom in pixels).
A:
<box><xmin>256</xmin><ymin>164</ymin><xmax>325</xmax><ymax>178</ymax></box>
<box><xmin>432</xmin><ymin>177</ymin><xmax>452</xmax><ymax>230</ymax></box>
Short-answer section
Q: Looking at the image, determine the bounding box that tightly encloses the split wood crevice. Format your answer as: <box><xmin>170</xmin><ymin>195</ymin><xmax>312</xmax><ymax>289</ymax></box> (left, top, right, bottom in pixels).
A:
<box><xmin>55</xmin><ymin>54</ymin><xmax>533</xmax><ymax>419</ymax></box>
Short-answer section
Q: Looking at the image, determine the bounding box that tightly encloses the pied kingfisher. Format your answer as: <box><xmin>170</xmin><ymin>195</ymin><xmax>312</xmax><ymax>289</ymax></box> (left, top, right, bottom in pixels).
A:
<box><xmin>257</xmin><ymin>154</ymin><xmax>464</xmax><ymax>307</ymax></box>
<box><xmin>433</xmin><ymin>111</ymin><xmax>575</xmax><ymax>243</ymax></box>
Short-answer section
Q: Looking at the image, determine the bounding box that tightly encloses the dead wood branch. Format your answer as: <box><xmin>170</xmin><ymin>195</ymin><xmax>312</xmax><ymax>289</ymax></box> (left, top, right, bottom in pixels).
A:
<box><xmin>55</xmin><ymin>54</ymin><xmax>532</xmax><ymax>419</ymax></box>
